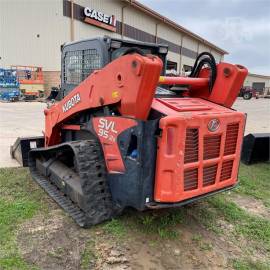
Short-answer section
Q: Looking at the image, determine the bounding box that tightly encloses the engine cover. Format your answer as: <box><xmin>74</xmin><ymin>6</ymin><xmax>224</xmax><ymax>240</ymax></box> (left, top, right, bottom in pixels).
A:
<box><xmin>152</xmin><ymin>97</ymin><xmax>246</xmax><ymax>203</ymax></box>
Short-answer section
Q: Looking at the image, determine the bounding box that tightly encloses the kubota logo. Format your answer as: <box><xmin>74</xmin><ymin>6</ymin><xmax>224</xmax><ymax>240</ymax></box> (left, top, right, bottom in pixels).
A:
<box><xmin>208</xmin><ymin>119</ymin><xmax>220</xmax><ymax>132</ymax></box>
<box><xmin>62</xmin><ymin>93</ymin><xmax>81</xmax><ymax>113</ymax></box>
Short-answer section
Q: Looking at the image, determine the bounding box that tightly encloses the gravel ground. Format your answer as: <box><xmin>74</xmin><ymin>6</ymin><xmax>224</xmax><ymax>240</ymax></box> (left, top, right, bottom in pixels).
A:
<box><xmin>0</xmin><ymin>98</ymin><xmax>269</xmax><ymax>168</ymax></box>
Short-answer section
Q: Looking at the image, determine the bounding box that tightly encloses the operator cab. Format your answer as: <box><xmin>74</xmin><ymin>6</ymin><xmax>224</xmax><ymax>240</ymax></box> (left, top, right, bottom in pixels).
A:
<box><xmin>60</xmin><ymin>36</ymin><xmax>169</xmax><ymax>99</ymax></box>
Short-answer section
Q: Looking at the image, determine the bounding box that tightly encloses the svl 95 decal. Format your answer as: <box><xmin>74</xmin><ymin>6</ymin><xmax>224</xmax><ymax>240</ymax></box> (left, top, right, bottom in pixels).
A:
<box><xmin>97</xmin><ymin>118</ymin><xmax>117</xmax><ymax>142</ymax></box>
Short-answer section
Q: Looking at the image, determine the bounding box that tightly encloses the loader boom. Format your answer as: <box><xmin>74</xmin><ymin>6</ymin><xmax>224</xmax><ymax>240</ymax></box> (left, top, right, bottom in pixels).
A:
<box><xmin>45</xmin><ymin>54</ymin><xmax>162</xmax><ymax>146</ymax></box>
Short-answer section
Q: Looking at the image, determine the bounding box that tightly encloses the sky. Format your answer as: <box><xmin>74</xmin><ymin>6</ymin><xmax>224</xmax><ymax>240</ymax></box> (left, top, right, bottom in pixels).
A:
<box><xmin>140</xmin><ymin>0</ymin><xmax>270</xmax><ymax>75</ymax></box>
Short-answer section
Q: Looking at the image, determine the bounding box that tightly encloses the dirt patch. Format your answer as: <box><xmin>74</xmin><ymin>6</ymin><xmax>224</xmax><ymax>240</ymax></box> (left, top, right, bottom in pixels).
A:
<box><xmin>128</xmin><ymin>223</ymin><xmax>236</xmax><ymax>270</ymax></box>
<box><xmin>93</xmin><ymin>238</ymin><xmax>131</xmax><ymax>270</ymax></box>
<box><xmin>81</xmin><ymin>223</ymin><xmax>236</xmax><ymax>270</ymax></box>
<box><xmin>17</xmin><ymin>209</ymin><xmax>89</xmax><ymax>270</ymax></box>
<box><xmin>230</xmin><ymin>194</ymin><xmax>270</xmax><ymax>220</ymax></box>
<box><xmin>18</xmin><ymin>209</ymin><xmax>238</xmax><ymax>270</ymax></box>
<box><xmin>16</xmin><ymin>203</ymin><xmax>268</xmax><ymax>270</ymax></box>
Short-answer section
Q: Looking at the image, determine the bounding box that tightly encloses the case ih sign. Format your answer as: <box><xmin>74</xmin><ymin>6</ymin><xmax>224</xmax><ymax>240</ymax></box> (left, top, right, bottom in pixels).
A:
<box><xmin>84</xmin><ymin>7</ymin><xmax>116</xmax><ymax>32</ymax></box>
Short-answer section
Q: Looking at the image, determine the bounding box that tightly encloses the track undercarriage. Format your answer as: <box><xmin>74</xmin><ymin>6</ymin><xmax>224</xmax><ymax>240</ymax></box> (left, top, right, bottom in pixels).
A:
<box><xmin>29</xmin><ymin>139</ymin><xmax>120</xmax><ymax>227</ymax></box>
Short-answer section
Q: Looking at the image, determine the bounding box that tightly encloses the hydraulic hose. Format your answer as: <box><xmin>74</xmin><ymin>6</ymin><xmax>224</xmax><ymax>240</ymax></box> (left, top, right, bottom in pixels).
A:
<box><xmin>189</xmin><ymin>52</ymin><xmax>217</xmax><ymax>92</ymax></box>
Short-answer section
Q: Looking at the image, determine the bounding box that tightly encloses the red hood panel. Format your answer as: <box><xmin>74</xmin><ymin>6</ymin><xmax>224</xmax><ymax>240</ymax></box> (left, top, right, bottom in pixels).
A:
<box><xmin>155</xmin><ymin>98</ymin><xmax>211</xmax><ymax>112</ymax></box>
<box><xmin>152</xmin><ymin>97</ymin><xmax>233</xmax><ymax>116</ymax></box>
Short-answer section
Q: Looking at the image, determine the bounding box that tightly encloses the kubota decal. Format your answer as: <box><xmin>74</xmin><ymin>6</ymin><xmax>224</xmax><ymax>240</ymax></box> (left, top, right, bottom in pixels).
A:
<box><xmin>62</xmin><ymin>93</ymin><xmax>81</xmax><ymax>113</ymax></box>
<box><xmin>97</xmin><ymin>118</ymin><xmax>117</xmax><ymax>142</ymax></box>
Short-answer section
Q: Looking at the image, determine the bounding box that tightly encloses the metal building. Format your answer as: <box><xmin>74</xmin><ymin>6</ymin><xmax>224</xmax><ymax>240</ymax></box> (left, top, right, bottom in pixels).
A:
<box><xmin>0</xmin><ymin>0</ymin><xmax>227</xmax><ymax>93</ymax></box>
<box><xmin>244</xmin><ymin>73</ymin><xmax>270</xmax><ymax>94</ymax></box>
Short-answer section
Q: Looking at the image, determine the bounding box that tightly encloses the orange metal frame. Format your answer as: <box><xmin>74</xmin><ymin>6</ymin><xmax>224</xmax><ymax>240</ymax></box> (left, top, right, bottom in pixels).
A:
<box><xmin>44</xmin><ymin>54</ymin><xmax>162</xmax><ymax>146</ymax></box>
<box><xmin>92</xmin><ymin>117</ymin><xmax>137</xmax><ymax>173</ymax></box>
<box><xmin>152</xmin><ymin>98</ymin><xmax>245</xmax><ymax>202</ymax></box>
<box><xmin>43</xmin><ymin>53</ymin><xmax>248</xmax><ymax>204</ymax></box>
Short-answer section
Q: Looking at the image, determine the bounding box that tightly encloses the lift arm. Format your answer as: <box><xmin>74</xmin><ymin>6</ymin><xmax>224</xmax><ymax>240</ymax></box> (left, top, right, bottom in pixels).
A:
<box><xmin>44</xmin><ymin>54</ymin><xmax>162</xmax><ymax>146</ymax></box>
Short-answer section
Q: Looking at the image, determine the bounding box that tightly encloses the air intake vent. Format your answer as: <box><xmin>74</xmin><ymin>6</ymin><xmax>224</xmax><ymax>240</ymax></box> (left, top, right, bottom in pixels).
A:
<box><xmin>220</xmin><ymin>160</ymin><xmax>234</xmax><ymax>181</ymax></box>
<box><xmin>184</xmin><ymin>129</ymin><xmax>199</xmax><ymax>164</ymax></box>
<box><xmin>184</xmin><ymin>168</ymin><xmax>198</xmax><ymax>191</ymax></box>
<box><xmin>203</xmin><ymin>135</ymin><xmax>221</xmax><ymax>160</ymax></box>
<box><xmin>224</xmin><ymin>123</ymin><xmax>239</xmax><ymax>156</ymax></box>
<box><xmin>203</xmin><ymin>164</ymin><xmax>218</xmax><ymax>187</ymax></box>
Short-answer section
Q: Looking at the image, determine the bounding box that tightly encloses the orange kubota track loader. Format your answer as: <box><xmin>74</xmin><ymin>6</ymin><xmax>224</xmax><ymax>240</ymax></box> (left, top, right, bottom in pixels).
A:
<box><xmin>11</xmin><ymin>37</ymin><xmax>248</xmax><ymax>227</ymax></box>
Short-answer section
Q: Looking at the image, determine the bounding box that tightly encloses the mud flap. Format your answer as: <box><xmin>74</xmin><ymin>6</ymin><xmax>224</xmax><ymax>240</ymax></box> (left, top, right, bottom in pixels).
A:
<box><xmin>10</xmin><ymin>136</ymin><xmax>44</xmax><ymax>167</ymax></box>
<box><xmin>241</xmin><ymin>133</ymin><xmax>270</xmax><ymax>165</ymax></box>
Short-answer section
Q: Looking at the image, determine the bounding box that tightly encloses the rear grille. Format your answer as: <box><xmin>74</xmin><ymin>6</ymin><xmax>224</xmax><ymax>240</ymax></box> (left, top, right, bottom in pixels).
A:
<box><xmin>184</xmin><ymin>129</ymin><xmax>199</xmax><ymax>163</ymax></box>
<box><xmin>203</xmin><ymin>135</ymin><xmax>221</xmax><ymax>160</ymax></box>
<box><xmin>184</xmin><ymin>168</ymin><xmax>198</xmax><ymax>191</ymax></box>
<box><xmin>181</xmin><ymin>121</ymin><xmax>240</xmax><ymax>195</ymax></box>
<box><xmin>220</xmin><ymin>160</ymin><xmax>234</xmax><ymax>181</ymax></box>
<box><xmin>203</xmin><ymin>164</ymin><xmax>218</xmax><ymax>186</ymax></box>
<box><xmin>224</xmin><ymin>123</ymin><xmax>239</xmax><ymax>155</ymax></box>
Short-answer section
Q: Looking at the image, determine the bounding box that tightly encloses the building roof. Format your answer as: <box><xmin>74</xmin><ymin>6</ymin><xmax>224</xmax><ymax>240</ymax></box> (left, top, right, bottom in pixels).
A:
<box><xmin>123</xmin><ymin>0</ymin><xmax>228</xmax><ymax>55</ymax></box>
<box><xmin>248</xmin><ymin>73</ymin><xmax>270</xmax><ymax>79</ymax></box>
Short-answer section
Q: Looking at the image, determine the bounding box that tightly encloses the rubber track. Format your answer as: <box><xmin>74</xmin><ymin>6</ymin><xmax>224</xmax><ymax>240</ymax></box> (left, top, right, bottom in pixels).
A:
<box><xmin>29</xmin><ymin>140</ymin><xmax>118</xmax><ymax>228</ymax></box>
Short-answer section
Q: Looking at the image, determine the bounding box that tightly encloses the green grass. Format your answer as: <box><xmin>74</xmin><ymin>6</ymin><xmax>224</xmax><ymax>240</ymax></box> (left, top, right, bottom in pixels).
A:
<box><xmin>231</xmin><ymin>258</ymin><xmax>270</xmax><ymax>270</ymax></box>
<box><xmin>0</xmin><ymin>199</ymin><xmax>38</xmax><ymax>246</ymax></box>
<box><xmin>131</xmin><ymin>209</ymin><xmax>184</xmax><ymax>239</ymax></box>
<box><xmin>0</xmin><ymin>168</ymin><xmax>45</xmax><ymax>270</ymax></box>
<box><xmin>0</xmin><ymin>163</ymin><xmax>269</xmax><ymax>268</ymax></box>
<box><xmin>189</xmin><ymin>203</ymin><xmax>222</xmax><ymax>233</ymax></box>
<box><xmin>102</xmin><ymin>218</ymin><xmax>127</xmax><ymax>238</ymax></box>
<box><xmin>0</xmin><ymin>257</ymin><xmax>38</xmax><ymax>270</ymax></box>
<box><xmin>80</xmin><ymin>240</ymin><xmax>96</xmax><ymax>270</ymax></box>
<box><xmin>237</xmin><ymin>163</ymin><xmax>270</xmax><ymax>207</ymax></box>
<box><xmin>207</xmin><ymin>163</ymin><xmax>270</xmax><ymax>250</ymax></box>
<box><xmin>208</xmin><ymin>195</ymin><xmax>270</xmax><ymax>250</ymax></box>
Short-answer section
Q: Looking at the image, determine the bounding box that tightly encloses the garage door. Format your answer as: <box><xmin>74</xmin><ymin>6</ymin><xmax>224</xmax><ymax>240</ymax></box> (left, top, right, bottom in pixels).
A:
<box><xmin>252</xmin><ymin>82</ymin><xmax>265</xmax><ymax>93</ymax></box>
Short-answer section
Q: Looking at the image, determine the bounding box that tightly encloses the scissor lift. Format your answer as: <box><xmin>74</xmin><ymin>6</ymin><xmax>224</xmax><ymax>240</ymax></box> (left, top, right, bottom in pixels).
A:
<box><xmin>11</xmin><ymin>65</ymin><xmax>45</xmax><ymax>100</ymax></box>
